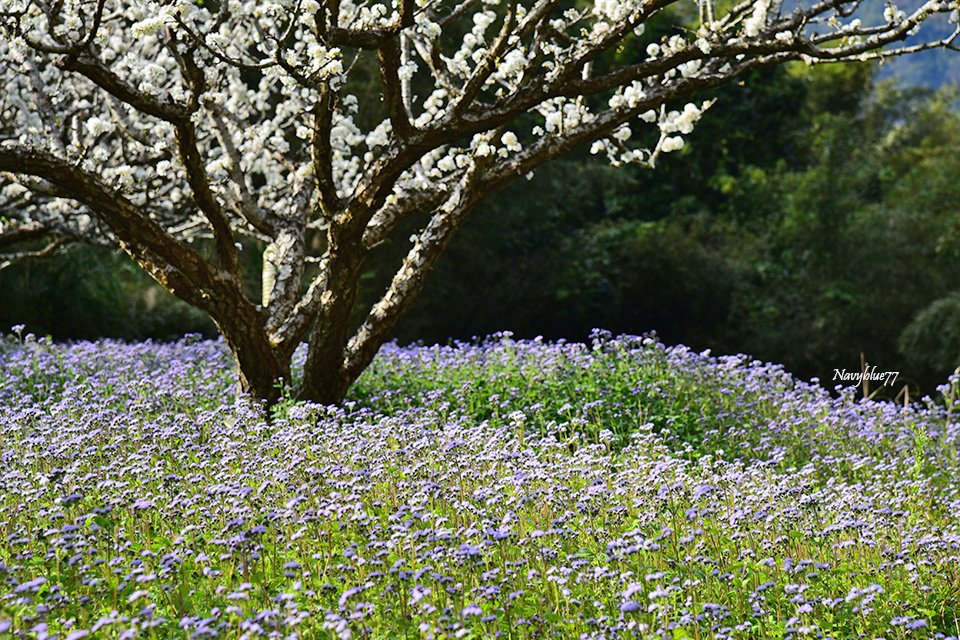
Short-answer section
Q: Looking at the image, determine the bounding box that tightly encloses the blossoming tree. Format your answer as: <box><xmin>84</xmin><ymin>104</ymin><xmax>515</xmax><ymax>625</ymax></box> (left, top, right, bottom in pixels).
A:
<box><xmin>1</xmin><ymin>0</ymin><xmax>958</xmax><ymax>403</ymax></box>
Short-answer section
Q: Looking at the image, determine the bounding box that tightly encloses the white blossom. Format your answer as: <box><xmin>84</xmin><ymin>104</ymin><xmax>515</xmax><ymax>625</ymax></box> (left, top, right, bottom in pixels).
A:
<box><xmin>744</xmin><ymin>0</ymin><xmax>771</xmax><ymax>37</ymax></box>
<box><xmin>500</xmin><ymin>131</ymin><xmax>521</xmax><ymax>152</ymax></box>
<box><xmin>661</xmin><ymin>136</ymin><xmax>685</xmax><ymax>152</ymax></box>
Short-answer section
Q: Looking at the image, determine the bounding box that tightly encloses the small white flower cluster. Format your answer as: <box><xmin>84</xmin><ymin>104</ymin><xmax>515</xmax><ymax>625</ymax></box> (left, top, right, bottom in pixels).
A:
<box><xmin>331</xmin><ymin>113</ymin><xmax>368</xmax><ymax>198</ymax></box>
<box><xmin>656</xmin><ymin>101</ymin><xmax>711</xmax><ymax>154</ymax></box>
<box><xmin>660</xmin><ymin>136</ymin><xmax>685</xmax><ymax>153</ymax></box>
<box><xmin>102</xmin><ymin>165</ymin><xmax>140</xmax><ymax>190</ymax></box>
<box><xmin>884</xmin><ymin>4</ymin><xmax>907</xmax><ymax>23</ymax></box>
<box><xmin>535</xmin><ymin>98</ymin><xmax>596</xmax><ymax>136</ymax></box>
<box><xmin>85</xmin><ymin>116</ymin><xmax>114</xmax><ymax>138</ymax></box>
<box><xmin>1</xmin><ymin>182</ymin><xmax>30</xmax><ymax>200</ymax></box>
<box><xmin>501</xmin><ymin>131</ymin><xmax>522</xmax><ymax>153</ymax></box>
<box><xmin>470</xmin><ymin>131</ymin><xmax>522</xmax><ymax>158</ymax></box>
<box><xmin>436</xmin><ymin>152</ymin><xmax>468</xmax><ymax>174</ymax></box>
<box><xmin>590</xmin><ymin>0</ymin><xmax>643</xmax><ymax>40</ymax></box>
<box><xmin>608</xmin><ymin>82</ymin><xmax>647</xmax><ymax>110</ymax></box>
<box><xmin>442</xmin><ymin>10</ymin><xmax>499</xmax><ymax>78</ymax></box>
<box><xmin>412</xmin><ymin>89</ymin><xmax>449</xmax><ymax>128</ymax></box>
<box><xmin>397</xmin><ymin>60</ymin><xmax>417</xmax><ymax>83</ymax></box>
<box><xmin>53</xmin><ymin>14</ymin><xmax>82</xmax><ymax>38</ymax></box>
<box><xmin>356</xmin><ymin>3</ymin><xmax>392</xmax><ymax>28</ymax></box>
<box><xmin>472</xmin><ymin>133</ymin><xmax>496</xmax><ymax>158</ymax></box>
<box><xmin>131</xmin><ymin>1</ymin><xmax>193</xmax><ymax>37</ymax></box>
<box><xmin>130</xmin><ymin>16</ymin><xmax>166</xmax><ymax>38</ymax></box>
<box><xmin>588</xmin><ymin>99</ymin><xmax>711</xmax><ymax>168</ymax></box>
<box><xmin>365</xmin><ymin>120</ymin><xmax>393</xmax><ymax>150</ymax></box>
<box><xmin>593</xmin><ymin>0</ymin><xmax>639</xmax><ymax>23</ymax></box>
<box><xmin>418</xmin><ymin>20</ymin><xmax>442</xmax><ymax>40</ymax></box>
<box><xmin>743</xmin><ymin>0</ymin><xmax>772</xmax><ymax>37</ymax></box>
<box><xmin>590</xmin><ymin>129</ymin><xmax>647</xmax><ymax>167</ymax></box>
<box><xmin>660</xmin><ymin>102</ymin><xmax>708</xmax><ymax>136</ymax></box>
<box><xmin>491</xmin><ymin>49</ymin><xmax>529</xmax><ymax>85</ymax></box>
<box><xmin>306</xmin><ymin>45</ymin><xmax>344</xmax><ymax>79</ymax></box>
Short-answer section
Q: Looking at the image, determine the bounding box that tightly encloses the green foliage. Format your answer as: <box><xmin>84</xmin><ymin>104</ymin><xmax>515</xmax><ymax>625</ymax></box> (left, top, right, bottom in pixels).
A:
<box><xmin>387</xmin><ymin>63</ymin><xmax>960</xmax><ymax>395</ymax></box>
<box><xmin>899</xmin><ymin>293</ymin><xmax>960</xmax><ymax>372</ymax></box>
<box><xmin>727</xmin><ymin>80</ymin><xmax>960</xmax><ymax>389</ymax></box>
<box><xmin>0</xmin><ymin>245</ymin><xmax>214</xmax><ymax>341</ymax></box>
<box><xmin>354</xmin><ymin>333</ymin><xmax>783</xmax><ymax>453</ymax></box>
<box><xmin>551</xmin><ymin>217</ymin><xmax>744</xmax><ymax>347</ymax></box>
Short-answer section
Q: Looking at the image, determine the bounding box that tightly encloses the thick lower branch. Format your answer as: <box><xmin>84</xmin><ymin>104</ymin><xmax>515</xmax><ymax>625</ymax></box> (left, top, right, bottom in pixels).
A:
<box><xmin>263</xmin><ymin>225</ymin><xmax>307</xmax><ymax>332</ymax></box>
<box><xmin>311</xmin><ymin>91</ymin><xmax>341</xmax><ymax>217</ymax></box>
<box><xmin>379</xmin><ymin>37</ymin><xmax>414</xmax><ymax>138</ymax></box>
<box><xmin>345</xmin><ymin>176</ymin><xmax>483</xmax><ymax>381</ymax></box>
<box><xmin>1</xmin><ymin>146</ymin><xmax>219</xmax><ymax>297</ymax></box>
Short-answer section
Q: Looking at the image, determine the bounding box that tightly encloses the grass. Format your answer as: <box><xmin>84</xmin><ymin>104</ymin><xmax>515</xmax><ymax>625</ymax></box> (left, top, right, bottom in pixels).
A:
<box><xmin>1</xmin><ymin>331</ymin><xmax>959</xmax><ymax>639</ymax></box>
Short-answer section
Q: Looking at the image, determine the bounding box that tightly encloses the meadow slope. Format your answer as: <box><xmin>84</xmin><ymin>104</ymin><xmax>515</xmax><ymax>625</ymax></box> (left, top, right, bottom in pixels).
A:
<box><xmin>1</xmin><ymin>332</ymin><xmax>959</xmax><ymax>639</ymax></box>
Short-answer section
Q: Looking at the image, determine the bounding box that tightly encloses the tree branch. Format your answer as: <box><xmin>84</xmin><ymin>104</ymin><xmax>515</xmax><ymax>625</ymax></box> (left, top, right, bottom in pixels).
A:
<box><xmin>451</xmin><ymin>0</ymin><xmax>520</xmax><ymax>116</ymax></box>
<box><xmin>344</xmin><ymin>161</ymin><xmax>488</xmax><ymax>379</ymax></box>
<box><xmin>263</xmin><ymin>177</ymin><xmax>313</xmax><ymax>332</ymax></box>
<box><xmin>170</xmin><ymin>42</ymin><xmax>243</xmax><ymax>279</ymax></box>
<box><xmin>206</xmin><ymin>103</ymin><xmax>276</xmax><ymax>235</ymax></box>
<box><xmin>0</xmin><ymin>144</ymin><xmax>231</xmax><ymax>312</ymax></box>
<box><xmin>58</xmin><ymin>54</ymin><xmax>191</xmax><ymax>123</ymax></box>
<box><xmin>379</xmin><ymin>36</ymin><xmax>414</xmax><ymax>138</ymax></box>
<box><xmin>362</xmin><ymin>174</ymin><xmax>459</xmax><ymax>248</ymax></box>
<box><xmin>270</xmin><ymin>254</ymin><xmax>329</xmax><ymax>354</ymax></box>
<box><xmin>311</xmin><ymin>89</ymin><xmax>341</xmax><ymax>218</ymax></box>
<box><xmin>174</xmin><ymin>120</ymin><xmax>243</xmax><ymax>278</ymax></box>
<box><xmin>0</xmin><ymin>220</ymin><xmax>48</xmax><ymax>249</ymax></box>
<box><xmin>0</xmin><ymin>236</ymin><xmax>71</xmax><ymax>271</ymax></box>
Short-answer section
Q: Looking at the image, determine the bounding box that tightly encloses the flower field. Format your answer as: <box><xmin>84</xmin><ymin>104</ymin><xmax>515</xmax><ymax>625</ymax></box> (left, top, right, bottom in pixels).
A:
<box><xmin>1</xmin><ymin>332</ymin><xmax>959</xmax><ymax>639</ymax></box>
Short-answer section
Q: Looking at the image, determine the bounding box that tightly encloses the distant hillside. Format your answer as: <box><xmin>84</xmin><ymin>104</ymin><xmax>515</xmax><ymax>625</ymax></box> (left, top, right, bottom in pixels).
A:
<box><xmin>881</xmin><ymin>21</ymin><xmax>960</xmax><ymax>87</ymax></box>
<box><xmin>862</xmin><ymin>0</ymin><xmax>959</xmax><ymax>87</ymax></box>
<box><xmin>882</xmin><ymin>48</ymin><xmax>960</xmax><ymax>88</ymax></box>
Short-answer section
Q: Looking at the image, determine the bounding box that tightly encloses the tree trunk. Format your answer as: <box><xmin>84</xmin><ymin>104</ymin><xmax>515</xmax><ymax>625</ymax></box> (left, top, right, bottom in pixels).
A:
<box><xmin>297</xmin><ymin>363</ymin><xmax>355</xmax><ymax>405</ymax></box>
<box><xmin>228</xmin><ymin>331</ymin><xmax>357</xmax><ymax>407</ymax></box>
<box><xmin>212</xmin><ymin>316</ymin><xmax>290</xmax><ymax>407</ymax></box>
<box><xmin>233</xmin><ymin>347</ymin><xmax>290</xmax><ymax>406</ymax></box>
<box><xmin>297</xmin><ymin>238</ymin><xmax>365</xmax><ymax>405</ymax></box>
<box><xmin>299</xmin><ymin>329</ymin><xmax>356</xmax><ymax>404</ymax></box>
